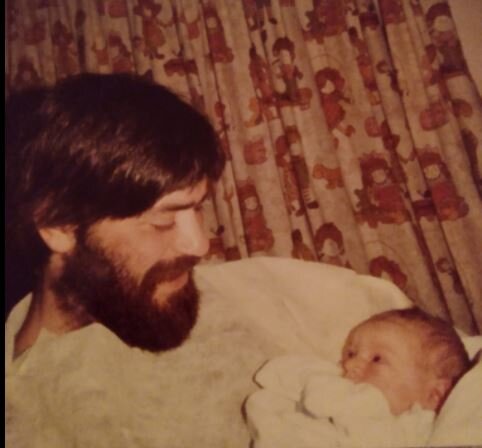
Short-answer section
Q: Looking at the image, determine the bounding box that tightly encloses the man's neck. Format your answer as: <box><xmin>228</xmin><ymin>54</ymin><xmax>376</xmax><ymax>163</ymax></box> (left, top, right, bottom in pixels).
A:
<box><xmin>13</xmin><ymin>261</ymin><xmax>91</xmax><ymax>359</ymax></box>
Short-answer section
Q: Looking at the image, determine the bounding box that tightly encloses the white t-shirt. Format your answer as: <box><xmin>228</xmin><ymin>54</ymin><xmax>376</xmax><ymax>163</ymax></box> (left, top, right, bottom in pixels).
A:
<box><xmin>6</xmin><ymin>270</ymin><xmax>290</xmax><ymax>447</ymax></box>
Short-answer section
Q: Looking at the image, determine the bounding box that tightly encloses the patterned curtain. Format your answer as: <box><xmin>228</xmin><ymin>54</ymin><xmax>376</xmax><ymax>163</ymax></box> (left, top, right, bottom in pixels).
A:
<box><xmin>6</xmin><ymin>0</ymin><xmax>482</xmax><ymax>334</ymax></box>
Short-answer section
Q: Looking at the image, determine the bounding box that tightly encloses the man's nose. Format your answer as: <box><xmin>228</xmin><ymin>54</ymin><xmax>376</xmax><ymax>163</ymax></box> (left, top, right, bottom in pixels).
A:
<box><xmin>175</xmin><ymin>210</ymin><xmax>210</xmax><ymax>258</ymax></box>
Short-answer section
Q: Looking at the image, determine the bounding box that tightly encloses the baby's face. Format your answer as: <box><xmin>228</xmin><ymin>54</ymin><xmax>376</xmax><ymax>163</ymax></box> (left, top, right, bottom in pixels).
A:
<box><xmin>341</xmin><ymin>320</ymin><xmax>434</xmax><ymax>415</ymax></box>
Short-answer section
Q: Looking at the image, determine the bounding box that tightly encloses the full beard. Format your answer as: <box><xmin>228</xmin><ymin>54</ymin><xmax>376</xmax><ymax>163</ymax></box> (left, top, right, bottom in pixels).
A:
<box><xmin>53</xmin><ymin>238</ymin><xmax>201</xmax><ymax>353</ymax></box>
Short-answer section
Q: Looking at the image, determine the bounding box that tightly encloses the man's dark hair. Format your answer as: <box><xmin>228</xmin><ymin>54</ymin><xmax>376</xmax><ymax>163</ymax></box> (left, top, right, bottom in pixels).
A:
<box><xmin>5</xmin><ymin>73</ymin><xmax>225</xmax><ymax>316</ymax></box>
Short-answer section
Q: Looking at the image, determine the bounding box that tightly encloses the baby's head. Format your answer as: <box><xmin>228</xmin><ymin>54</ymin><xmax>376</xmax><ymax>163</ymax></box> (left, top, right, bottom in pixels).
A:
<box><xmin>340</xmin><ymin>308</ymin><xmax>470</xmax><ymax>416</ymax></box>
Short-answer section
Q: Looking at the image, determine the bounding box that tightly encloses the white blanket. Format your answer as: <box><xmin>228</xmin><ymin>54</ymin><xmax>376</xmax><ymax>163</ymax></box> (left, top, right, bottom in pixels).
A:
<box><xmin>246</xmin><ymin>355</ymin><xmax>435</xmax><ymax>447</ymax></box>
<box><xmin>5</xmin><ymin>257</ymin><xmax>482</xmax><ymax>447</ymax></box>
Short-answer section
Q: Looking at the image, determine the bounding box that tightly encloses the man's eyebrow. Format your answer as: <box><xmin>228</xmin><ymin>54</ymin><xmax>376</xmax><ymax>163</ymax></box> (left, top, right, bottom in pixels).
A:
<box><xmin>155</xmin><ymin>191</ymin><xmax>209</xmax><ymax>212</ymax></box>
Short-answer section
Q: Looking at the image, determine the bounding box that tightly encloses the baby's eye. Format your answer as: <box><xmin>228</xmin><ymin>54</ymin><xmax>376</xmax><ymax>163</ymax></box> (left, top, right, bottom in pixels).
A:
<box><xmin>346</xmin><ymin>350</ymin><xmax>355</xmax><ymax>359</ymax></box>
<box><xmin>372</xmin><ymin>355</ymin><xmax>382</xmax><ymax>363</ymax></box>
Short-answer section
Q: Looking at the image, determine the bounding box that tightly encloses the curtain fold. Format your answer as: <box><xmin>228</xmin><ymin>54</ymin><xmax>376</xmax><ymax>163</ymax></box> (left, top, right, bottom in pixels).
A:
<box><xmin>6</xmin><ymin>0</ymin><xmax>482</xmax><ymax>334</ymax></box>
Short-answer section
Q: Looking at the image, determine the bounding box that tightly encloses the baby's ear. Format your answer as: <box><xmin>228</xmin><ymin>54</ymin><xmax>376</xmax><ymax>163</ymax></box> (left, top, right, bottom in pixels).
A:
<box><xmin>426</xmin><ymin>377</ymin><xmax>452</xmax><ymax>412</ymax></box>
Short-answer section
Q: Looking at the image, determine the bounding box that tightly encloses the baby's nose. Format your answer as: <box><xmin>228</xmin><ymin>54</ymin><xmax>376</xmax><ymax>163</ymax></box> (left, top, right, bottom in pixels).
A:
<box><xmin>343</xmin><ymin>360</ymin><xmax>367</xmax><ymax>383</ymax></box>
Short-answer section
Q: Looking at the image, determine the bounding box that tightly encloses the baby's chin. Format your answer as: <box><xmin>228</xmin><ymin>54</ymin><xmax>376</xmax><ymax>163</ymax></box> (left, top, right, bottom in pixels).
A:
<box><xmin>388</xmin><ymin>403</ymin><xmax>407</xmax><ymax>416</ymax></box>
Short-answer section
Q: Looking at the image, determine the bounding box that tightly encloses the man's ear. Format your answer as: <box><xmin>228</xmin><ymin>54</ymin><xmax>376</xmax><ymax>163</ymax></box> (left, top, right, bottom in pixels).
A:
<box><xmin>426</xmin><ymin>377</ymin><xmax>452</xmax><ymax>412</ymax></box>
<box><xmin>37</xmin><ymin>226</ymin><xmax>77</xmax><ymax>254</ymax></box>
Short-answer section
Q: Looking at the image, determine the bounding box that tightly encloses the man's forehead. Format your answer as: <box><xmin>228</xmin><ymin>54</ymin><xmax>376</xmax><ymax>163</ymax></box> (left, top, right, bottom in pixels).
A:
<box><xmin>151</xmin><ymin>178</ymin><xmax>208</xmax><ymax>211</ymax></box>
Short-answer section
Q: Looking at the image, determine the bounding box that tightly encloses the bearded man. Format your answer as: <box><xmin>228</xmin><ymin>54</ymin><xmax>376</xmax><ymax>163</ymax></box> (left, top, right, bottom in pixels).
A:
<box><xmin>5</xmin><ymin>73</ymin><xmax>243</xmax><ymax>446</ymax></box>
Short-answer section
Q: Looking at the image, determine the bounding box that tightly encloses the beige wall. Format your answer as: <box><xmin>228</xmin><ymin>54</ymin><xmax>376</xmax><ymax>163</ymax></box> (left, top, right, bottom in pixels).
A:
<box><xmin>448</xmin><ymin>0</ymin><xmax>482</xmax><ymax>94</ymax></box>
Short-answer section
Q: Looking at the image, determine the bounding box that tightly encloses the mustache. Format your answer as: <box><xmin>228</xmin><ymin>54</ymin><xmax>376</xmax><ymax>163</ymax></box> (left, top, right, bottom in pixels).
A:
<box><xmin>140</xmin><ymin>255</ymin><xmax>201</xmax><ymax>295</ymax></box>
<box><xmin>153</xmin><ymin>255</ymin><xmax>201</xmax><ymax>282</ymax></box>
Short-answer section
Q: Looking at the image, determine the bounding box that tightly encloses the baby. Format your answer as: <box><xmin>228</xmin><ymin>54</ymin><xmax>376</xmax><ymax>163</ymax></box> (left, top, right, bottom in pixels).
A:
<box><xmin>245</xmin><ymin>307</ymin><xmax>471</xmax><ymax>447</ymax></box>
<box><xmin>341</xmin><ymin>307</ymin><xmax>470</xmax><ymax>415</ymax></box>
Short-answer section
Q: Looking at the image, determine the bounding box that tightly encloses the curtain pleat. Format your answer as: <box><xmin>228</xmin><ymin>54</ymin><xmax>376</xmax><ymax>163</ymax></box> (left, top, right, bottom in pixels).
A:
<box><xmin>6</xmin><ymin>0</ymin><xmax>482</xmax><ymax>334</ymax></box>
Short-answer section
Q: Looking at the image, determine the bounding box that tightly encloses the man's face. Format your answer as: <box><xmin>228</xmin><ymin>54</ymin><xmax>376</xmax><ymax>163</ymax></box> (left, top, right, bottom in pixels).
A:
<box><xmin>340</xmin><ymin>320</ymin><xmax>434</xmax><ymax>415</ymax></box>
<box><xmin>54</xmin><ymin>179</ymin><xmax>210</xmax><ymax>352</ymax></box>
